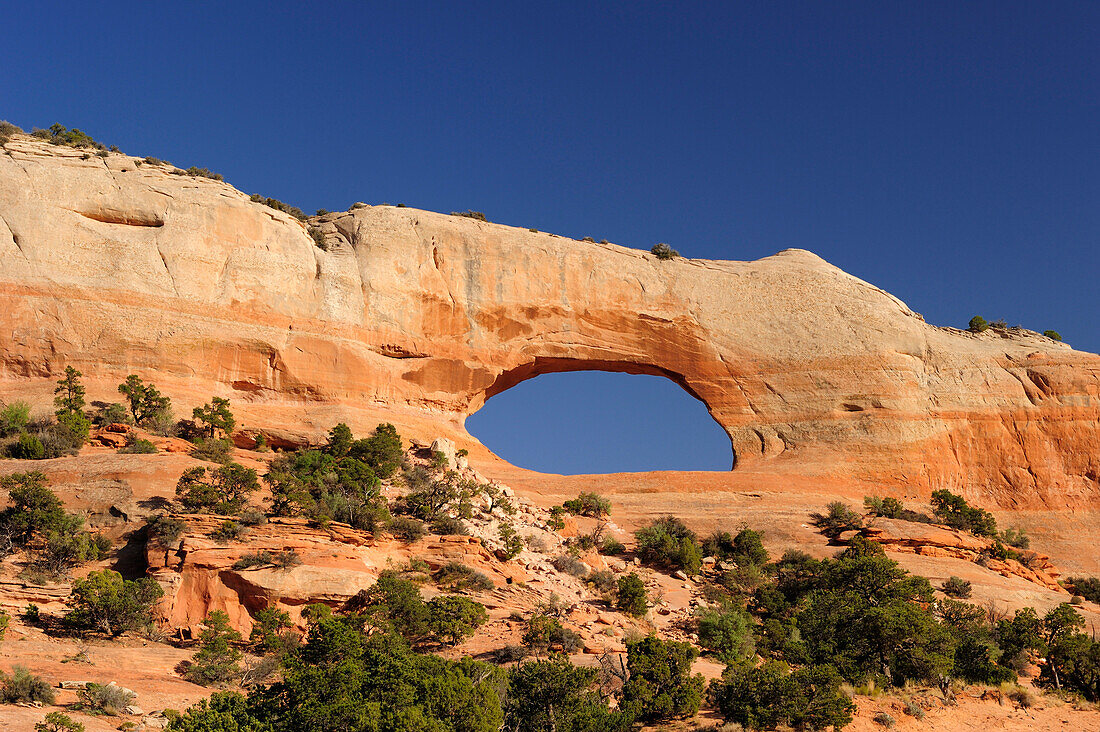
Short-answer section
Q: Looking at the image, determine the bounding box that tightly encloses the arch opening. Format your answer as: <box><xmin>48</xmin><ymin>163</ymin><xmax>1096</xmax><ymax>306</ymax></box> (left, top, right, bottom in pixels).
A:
<box><xmin>465</xmin><ymin>366</ymin><xmax>735</xmax><ymax>475</ymax></box>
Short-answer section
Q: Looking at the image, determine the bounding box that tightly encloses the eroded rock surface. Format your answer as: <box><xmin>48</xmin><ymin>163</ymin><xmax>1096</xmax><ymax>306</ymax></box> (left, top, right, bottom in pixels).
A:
<box><xmin>1</xmin><ymin>135</ymin><xmax>1098</xmax><ymax>509</ymax></box>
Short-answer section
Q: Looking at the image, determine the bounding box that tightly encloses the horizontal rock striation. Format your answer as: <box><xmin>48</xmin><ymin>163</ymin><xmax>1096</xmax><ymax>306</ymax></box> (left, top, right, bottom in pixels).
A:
<box><xmin>1</xmin><ymin>135</ymin><xmax>1098</xmax><ymax>508</ymax></box>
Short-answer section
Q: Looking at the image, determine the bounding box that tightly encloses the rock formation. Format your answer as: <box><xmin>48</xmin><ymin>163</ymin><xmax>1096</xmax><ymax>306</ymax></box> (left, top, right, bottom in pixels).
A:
<box><xmin>1</xmin><ymin>135</ymin><xmax>1098</xmax><ymax>508</ymax></box>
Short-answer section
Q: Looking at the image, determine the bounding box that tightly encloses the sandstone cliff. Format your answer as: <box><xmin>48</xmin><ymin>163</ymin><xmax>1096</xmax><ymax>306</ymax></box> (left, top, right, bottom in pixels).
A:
<box><xmin>1</xmin><ymin>135</ymin><xmax>1098</xmax><ymax>508</ymax></box>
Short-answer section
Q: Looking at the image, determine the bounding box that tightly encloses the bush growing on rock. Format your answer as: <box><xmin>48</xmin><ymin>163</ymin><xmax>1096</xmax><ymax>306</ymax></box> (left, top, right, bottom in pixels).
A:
<box><xmin>120</xmin><ymin>435</ymin><xmax>158</xmax><ymax>453</ymax></box>
<box><xmin>386</xmin><ymin>516</ymin><xmax>425</xmax><ymax>542</ymax></box>
<box><xmin>505</xmin><ymin>655</ymin><xmax>631</xmax><ymax>732</ymax></box>
<box><xmin>498</xmin><ymin>523</ymin><xmax>524</xmax><ymax>559</ymax></box>
<box><xmin>92</xmin><ymin>402</ymin><xmax>131</xmax><ymax>427</ymax></box>
<box><xmin>651</xmin><ymin>242</ymin><xmax>679</xmax><ymax>260</ymax></box>
<box><xmin>1066</xmin><ymin>576</ymin><xmax>1100</xmax><ymax>604</ymax></box>
<box><xmin>427</xmin><ymin>595</ymin><xmax>488</xmax><ymax>646</ymax></box>
<box><xmin>10</xmin><ymin>431</ymin><xmax>45</xmax><ymax>459</ymax></box>
<box><xmin>147</xmin><ymin>515</ymin><xmax>186</xmax><ymax>563</ymax></box>
<box><xmin>523</xmin><ymin>613</ymin><xmax>581</xmax><ymax>656</ymax></box>
<box><xmin>34</xmin><ymin>712</ymin><xmax>85</xmax><ymax>732</ymax></box>
<box><xmin>118</xmin><ymin>375</ymin><xmax>172</xmax><ymax>428</ymax></box>
<box><xmin>187</xmin><ymin>610</ymin><xmax>243</xmax><ymax>685</ymax></box>
<box><xmin>66</xmin><ymin>569</ymin><xmax>164</xmax><ymax>636</ymax></box>
<box><xmin>249</xmin><ymin>194</ymin><xmax>307</xmax><ymax>221</ymax></box>
<box><xmin>192</xmin><ymin>396</ymin><xmax>235</xmax><ymax>439</ymax></box>
<box><xmin>0</xmin><ymin>401</ymin><xmax>30</xmax><ymax>437</ymax></box>
<box><xmin>434</xmin><ymin>561</ymin><xmax>495</xmax><ymax>593</ymax></box>
<box><xmin>697</xmin><ymin>603</ymin><xmax>756</xmax><ymax>664</ymax></box>
<box><xmin>619</xmin><ymin>635</ymin><xmax>705</xmax><ymax>723</ymax></box>
<box><xmin>930</xmin><ymin>489</ymin><xmax>998</xmax><ymax>537</ymax></box>
<box><xmin>190</xmin><ymin>436</ymin><xmax>234</xmax><ymax>463</ymax></box>
<box><xmin>634</xmin><ymin>515</ymin><xmax>703</xmax><ymax>574</ymax></box>
<box><xmin>562</xmin><ymin>492</ymin><xmax>611</xmax><ymax>518</ymax></box>
<box><xmin>1</xmin><ymin>665</ymin><xmax>57</xmax><ymax>704</ymax></box>
<box><xmin>711</xmin><ymin>661</ymin><xmax>855</xmax><ymax>731</ymax></box>
<box><xmin>176</xmin><ymin>463</ymin><xmax>259</xmax><ymax>515</ymax></box>
<box><xmin>250</xmin><ymin>607</ymin><xmax>294</xmax><ymax>655</ymax></box>
<box><xmin>616</xmin><ymin>572</ymin><xmax>648</xmax><ymax>617</ymax></box>
<box><xmin>941</xmin><ymin>576</ymin><xmax>972</xmax><ymax>598</ymax></box>
<box><xmin>808</xmin><ymin>501</ymin><xmax>863</xmax><ymax>540</ymax></box>
<box><xmin>968</xmin><ymin>315</ymin><xmax>990</xmax><ymax>332</ymax></box>
<box><xmin>210</xmin><ymin>520</ymin><xmax>247</xmax><ymax>543</ymax></box>
<box><xmin>77</xmin><ymin>682</ymin><xmax>136</xmax><ymax>716</ymax></box>
<box><xmin>1044</xmin><ymin>329</ymin><xmax>1063</xmax><ymax>341</ymax></box>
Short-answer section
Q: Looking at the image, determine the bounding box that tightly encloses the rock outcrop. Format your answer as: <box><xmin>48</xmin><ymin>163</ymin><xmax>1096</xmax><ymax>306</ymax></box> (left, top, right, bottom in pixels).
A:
<box><xmin>1</xmin><ymin>134</ymin><xmax>1098</xmax><ymax>508</ymax></box>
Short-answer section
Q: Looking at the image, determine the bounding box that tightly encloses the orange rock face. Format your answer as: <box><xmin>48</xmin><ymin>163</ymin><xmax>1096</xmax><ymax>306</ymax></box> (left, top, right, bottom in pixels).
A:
<box><xmin>1</xmin><ymin>135</ymin><xmax>1098</xmax><ymax>510</ymax></box>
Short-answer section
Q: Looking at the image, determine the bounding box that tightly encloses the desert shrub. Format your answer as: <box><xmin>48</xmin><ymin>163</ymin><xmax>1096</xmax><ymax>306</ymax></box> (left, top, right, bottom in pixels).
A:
<box><xmin>10</xmin><ymin>431</ymin><xmax>45</xmax><ymax>459</ymax></box>
<box><xmin>186</xmin><ymin>610</ymin><xmax>243</xmax><ymax>685</ymax></box>
<box><xmin>66</xmin><ymin>569</ymin><xmax>164</xmax><ymax>635</ymax></box>
<box><xmin>176</xmin><ymin>463</ymin><xmax>258</xmax><ymax>514</ymax></box>
<box><xmin>1</xmin><ymin>665</ymin><xmax>57</xmax><ymax>704</ymax></box>
<box><xmin>356</xmin><ymin>574</ymin><xmax>432</xmax><ymax>641</ymax></box>
<box><xmin>0</xmin><ymin>401</ymin><xmax>30</xmax><ymax>436</ymax></box>
<box><xmin>37</xmin><ymin>123</ymin><xmax>104</xmax><ymax>149</ymax></box>
<box><xmin>941</xmin><ymin>576</ymin><xmax>972</xmax><ymax>598</ymax></box>
<box><xmin>634</xmin><ymin>516</ymin><xmax>703</xmax><ymax>574</ymax></box>
<box><xmin>272</xmin><ymin>550</ymin><xmax>301</xmax><ymax>571</ymax></box>
<box><xmin>387</xmin><ymin>516</ymin><xmax>426</xmax><ymax>542</ymax></box>
<box><xmin>309</xmin><ymin>226</ymin><xmax>327</xmax><ymax>249</ymax></box>
<box><xmin>0</xmin><ymin>120</ymin><xmax>23</xmax><ymax>145</ymax></box>
<box><xmin>1008</xmin><ymin>685</ymin><xmax>1034</xmax><ymax>708</ymax></box>
<box><xmin>346</xmin><ymin>423</ymin><xmax>403</xmax><ymax>478</ymax></box>
<box><xmin>1044</xmin><ymin>330</ymin><xmax>1063</xmax><ymax>341</ymax></box>
<box><xmin>546</xmin><ymin>505</ymin><xmax>566</xmax><ymax>531</ymax></box>
<box><xmin>179</xmin><ymin>166</ymin><xmax>224</xmax><ymax>181</ymax></box>
<box><xmin>0</xmin><ymin>609</ymin><xmax>8</xmax><ymax>642</ymax></box>
<box><xmin>143</xmin><ymin>156</ymin><xmax>167</xmax><ymax>165</ymax></box>
<box><xmin>620</xmin><ymin>635</ymin><xmax>705</xmax><ymax>723</ymax></box>
<box><xmin>210</xmin><ymin>520</ymin><xmax>246</xmax><ymax>543</ymax></box>
<box><xmin>968</xmin><ymin>316</ymin><xmax>990</xmax><ymax>332</ymax></box>
<box><xmin>434</xmin><ymin>561</ymin><xmax>494</xmax><ymax>593</ymax></box>
<box><xmin>651</xmin><ymin>242</ymin><xmax>679</xmax><ymax>259</ymax></box>
<box><xmin>809</xmin><ymin>501</ymin><xmax>863</xmax><ymax>540</ymax></box>
<box><xmin>697</xmin><ymin>604</ymin><xmax>755</xmax><ymax>664</ymax></box>
<box><xmin>146</xmin><ymin>515</ymin><xmax>186</xmax><ymax>562</ymax></box>
<box><xmin>523</xmin><ymin>613</ymin><xmax>581</xmax><ymax>655</ymax></box>
<box><xmin>931</xmin><ymin>489</ymin><xmax>998</xmax><ymax>537</ymax></box>
<box><xmin>600</xmin><ymin>536</ymin><xmax>625</xmax><ymax>555</ymax></box>
<box><xmin>617</xmin><ymin>572</ymin><xmax>648</xmax><ymax>617</ymax></box>
<box><xmin>34</xmin><ymin>528</ymin><xmax>111</xmax><ymax>576</ymax></box>
<box><xmin>34</xmin><ymin>712</ymin><xmax>85</xmax><ymax>732</ymax></box>
<box><xmin>451</xmin><ymin>210</ymin><xmax>487</xmax><ymax>221</ymax></box>
<box><xmin>430</xmin><ymin>514</ymin><xmax>469</xmax><ymax>536</ymax></box>
<box><xmin>238</xmin><ymin>508</ymin><xmax>267</xmax><ymax>526</ymax></box>
<box><xmin>492</xmin><ymin>644</ymin><xmax>529</xmax><ymax>664</ymax></box>
<box><xmin>1066</xmin><ymin>576</ymin><xmax>1100</xmax><ymax>604</ymax></box>
<box><xmin>192</xmin><ymin>397</ymin><xmax>235</xmax><ymax>439</ymax></box>
<box><xmin>551</xmin><ymin>554</ymin><xmax>589</xmax><ymax>579</ymax></box>
<box><xmin>587</xmin><ymin>569</ymin><xmax>617</xmax><ymax>595</ymax></box>
<box><xmin>0</xmin><ymin>471</ymin><xmax>66</xmax><ymax>544</ymax></box>
<box><xmin>562</xmin><ymin>492</ymin><xmax>611</xmax><ymax>518</ymax></box>
<box><xmin>953</xmin><ymin>636</ymin><xmax>1015</xmax><ymax>684</ymax></box>
<box><xmin>498</xmin><ymin>523</ymin><xmax>524</xmax><ymax>559</ymax></box>
<box><xmin>77</xmin><ymin>682</ymin><xmax>136</xmax><ymax>715</ymax></box>
<box><xmin>249</xmin><ymin>606</ymin><xmax>294</xmax><ymax>654</ymax></box>
<box><xmin>427</xmin><ymin>595</ymin><xmax>488</xmax><ymax>645</ymax></box>
<box><xmin>505</xmin><ymin>655</ymin><xmax>627</xmax><ymax>732</ymax></box>
<box><xmin>233</xmin><ymin>551</ymin><xmax>276</xmax><ymax>570</ymax></box>
<box><xmin>190</xmin><ymin>436</ymin><xmax>233</xmax><ymax>463</ymax></box>
<box><xmin>92</xmin><ymin>402</ymin><xmax>132</xmax><ymax>424</ymax></box>
<box><xmin>704</xmin><ymin>528</ymin><xmax>769</xmax><ymax>567</ymax></box>
<box><xmin>1000</xmin><ymin>526</ymin><xmax>1030</xmax><ymax>549</ymax></box>
<box><xmin>711</xmin><ymin>661</ymin><xmax>854</xmax><ymax>732</ymax></box>
<box><xmin>404</xmin><ymin>469</ymin><xmax>476</xmax><ymax>522</ymax></box>
<box><xmin>249</xmin><ymin>194</ymin><xmax>307</xmax><ymax>221</ymax></box>
<box><xmin>873</xmin><ymin>711</ymin><xmax>896</xmax><ymax>728</ymax></box>
<box><xmin>117</xmin><ymin>375</ymin><xmax>172</xmax><ymax>428</ymax></box>
<box><xmin>120</xmin><ymin>436</ymin><xmax>158</xmax><ymax>454</ymax></box>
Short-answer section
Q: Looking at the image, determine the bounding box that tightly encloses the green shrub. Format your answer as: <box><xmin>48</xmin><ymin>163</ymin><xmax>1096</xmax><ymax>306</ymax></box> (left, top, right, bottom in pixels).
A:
<box><xmin>37</xmin><ymin>123</ymin><xmax>104</xmax><ymax>149</ymax></box>
<box><xmin>387</xmin><ymin>516</ymin><xmax>426</xmax><ymax>542</ymax></box>
<box><xmin>309</xmin><ymin>226</ymin><xmax>327</xmax><ymax>249</ymax></box>
<box><xmin>34</xmin><ymin>528</ymin><xmax>111</xmax><ymax>577</ymax></box>
<box><xmin>210</xmin><ymin>520</ymin><xmax>246</xmax><ymax>543</ymax></box>
<box><xmin>0</xmin><ymin>401</ymin><xmax>30</xmax><ymax>436</ymax></box>
<box><xmin>697</xmin><ymin>604</ymin><xmax>755</xmax><ymax>664</ymax></box>
<box><xmin>176</xmin><ymin>463</ymin><xmax>258</xmax><ymax>514</ymax></box>
<box><xmin>651</xmin><ymin>242</ymin><xmax>679</xmax><ymax>259</ymax></box>
<box><xmin>941</xmin><ymin>576</ymin><xmax>972</xmax><ymax>598</ymax></box>
<box><xmin>0</xmin><ymin>609</ymin><xmax>8</xmax><ymax>642</ymax></box>
<box><xmin>931</xmin><ymin>489</ymin><xmax>998</xmax><ymax>537</ymax></box>
<box><xmin>522</xmin><ymin>613</ymin><xmax>581</xmax><ymax>655</ymax></box>
<box><xmin>634</xmin><ymin>516</ymin><xmax>703</xmax><ymax>574</ymax></box>
<box><xmin>11</xmin><ymin>431</ymin><xmax>45</xmax><ymax>459</ymax></box>
<box><xmin>120</xmin><ymin>436</ymin><xmax>158</xmax><ymax>454</ymax></box>
<box><xmin>712</xmin><ymin>661</ymin><xmax>855</xmax><ymax>731</ymax></box>
<box><xmin>147</xmin><ymin>515</ymin><xmax>187</xmax><ymax>562</ymax></box>
<box><xmin>179</xmin><ymin>166</ymin><xmax>224</xmax><ymax>181</ymax></box>
<box><xmin>1</xmin><ymin>665</ymin><xmax>57</xmax><ymax>704</ymax></box>
<box><xmin>969</xmin><ymin>315</ymin><xmax>990</xmax><ymax>332</ymax></box>
<box><xmin>451</xmin><ymin>210</ymin><xmax>487</xmax><ymax>221</ymax></box>
<box><xmin>1066</xmin><ymin>576</ymin><xmax>1100</xmax><ymax>604</ymax></box>
<box><xmin>249</xmin><ymin>194</ymin><xmax>307</xmax><ymax>221</ymax></box>
<box><xmin>430</xmin><ymin>515</ymin><xmax>469</xmax><ymax>536</ymax></box>
<box><xmin>809</xmin><ymin>501</ymin><xmax>863</xmax><ymax>540</ymax></box>
<box><xmin>1043</xmin><ymin>330</ymin><xmax>1062</xmax><ymax>341</ymax></box>
<box><xmin>92</xmin><ymin>402</ymin><xmax>131</xmax><ymax>426</ymax></box>
<box><xmin>77</xmin><ymin>682</ymin><xmax>136</xmax><ymax>715</ymax></box>
<box><xmin>34</xmin><ymin>711</ymin><xmax>85</xmax><ymax>732</ymax></box>
<box><xmin>551</xmin><ymin>554</ymin><xmax>589</xmax><ymax>579</ymax></box>
<box><xmin>620</xmin><ymin>635</ymin><xmax>705</xmax><ymax>722</ymax></box>
<box><xmin>249</xmin><ymin>606</ymin><xmax>294</xmax><ymax>654</ymax></box>
<box><xmin>192</xmin><ymin>397</ymin><xmax>235</xmax><ymax>438</ymax></box>
<box><xmin>0</xmin><ymin>471</ymin><xmax>67</xmax><ymax>544</ymax></box>
<box><xmin>66</xmin><ymin>569</ymin><xmax>164</xmax><ymax>635</ymax></box>
<box><xmin>427</xmin><ymin>595</ymin><xmax>488</xmax><ymax>645</ymax></box>
<box><xmin>498</xmin><ymin>523</ymin><xmax>524</xmax><ymax>560</ymax></box>
<box><xmin>617</xmin><ymin>572</ymin><xmax>648</xmax><ymax>617</ymax></box>
<box><xmin>600</xmin><ymin>537</ymin><xmax>625</xmax><ymax>555</ymax></box>
<box><xmin>186</xmin><ymin>610</ymin><xmax>242</xmax><ymax>685</ymax></box>
<box><xmin>191</xmin><ymin>436</ymin><xmax>234</xmax><ymax>463</ymax></box>
<box><xmin>1000</xmin><ymin>526</ymin><xmax>1030</xmax><ymax>549</ymax></box>
<box><xmin>357</xmin><ymin>574</ymin><xmax>431</xmax><ymax>641</ymax></box>
<box><xmin>562</xmin><ymin>492</ymin><xmax>611</xmax><ymax>518</ymax></box>
<box><xmin>505</xmin><ymin>655</ymin><xmax>627</xmax><ymax>731</ymax></box>
<box><xmin>434</xmin><ymin>561</ymin><xmax>494</xmax><ymax>593</ymax></box>
<box><xmin>117</xmin><ymin>374</ymin><xmax>172</xmax><ymax>427</ymax></box>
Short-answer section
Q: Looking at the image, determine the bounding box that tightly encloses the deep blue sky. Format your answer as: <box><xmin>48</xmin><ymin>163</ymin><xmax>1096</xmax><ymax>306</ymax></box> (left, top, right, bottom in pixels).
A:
<box><xmin>3</xmin><ymin>2</ymin><xmax>1097</xmax><ymax>473</ymax></box>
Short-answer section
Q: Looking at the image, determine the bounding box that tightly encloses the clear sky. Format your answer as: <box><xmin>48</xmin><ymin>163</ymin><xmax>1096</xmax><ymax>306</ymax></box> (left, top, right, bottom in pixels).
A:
<box><xmin>3</xmin><ymin>2</ymin><xmax>1096</xmax><ymax>473</ymax></box>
